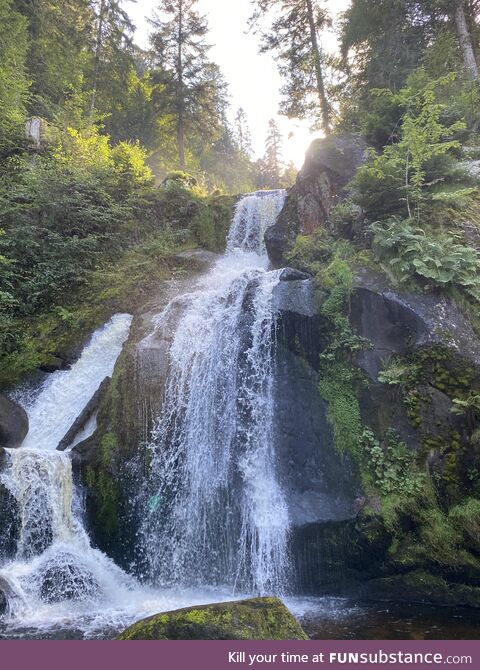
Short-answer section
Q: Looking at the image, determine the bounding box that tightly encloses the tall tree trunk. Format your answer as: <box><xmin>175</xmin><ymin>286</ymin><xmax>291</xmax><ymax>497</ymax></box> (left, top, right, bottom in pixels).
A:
<box><xmin>454</xmin><ymin>0</ymin><xmax>479</xmax><ymax>80</ymax></box>
<box><xmin>177</xmin><ymin>0</ymin><xmax>186</xmax><ymax>170</ymax></box>
<box><xmin>90</xmin><ymin>0</ymin><xmax>106</xmax><ymax>118</ymax></box>
<box><xmin>305</xmin><ymin>0</ymin><xmax>331</xmax><ymax>134</ymax></box>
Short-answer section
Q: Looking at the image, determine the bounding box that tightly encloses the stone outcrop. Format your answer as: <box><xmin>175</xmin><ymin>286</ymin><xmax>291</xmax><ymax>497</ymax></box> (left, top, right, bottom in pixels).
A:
<box><xmin>118</xmin><ymin>597</ymin><xmax>308</xmax><ymax>640</ymax></box>
<box><xmin>273</xmin><ymin>274</ymin><xmax>360</xmax><ymax>530</ymax></box>
<box><xmin>266</xmin><ymin>135</ymin><xmax>366</xmax><ymax>266</ymax></box>
<box><xmin>0</xmin><ymin>395</ymin><xmax>28</xmax><ymax>448</ymax></box>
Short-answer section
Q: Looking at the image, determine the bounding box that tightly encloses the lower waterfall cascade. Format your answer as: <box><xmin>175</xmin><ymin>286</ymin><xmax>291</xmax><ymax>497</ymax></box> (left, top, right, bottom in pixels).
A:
<box><xmin>0</xmin><ymin>190</ymin><xmax>325</xmax><ymax>638</ymax></box>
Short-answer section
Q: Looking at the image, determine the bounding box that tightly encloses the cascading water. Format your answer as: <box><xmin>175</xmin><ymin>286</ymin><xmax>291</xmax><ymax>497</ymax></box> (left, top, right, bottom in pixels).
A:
<box><xmin>0</xmin><ymin>190</ymin><xmax>299</xmax><ymax>638</ymax></box>
<box><xmin>139</xmin><ymin>190</ymin><xmax>291</xmax><ymax>595</ymax></box>
<box><xmin>0</xmin><ymin>315</ymin><xmax>137</xmax><ymax>635</ymax></box>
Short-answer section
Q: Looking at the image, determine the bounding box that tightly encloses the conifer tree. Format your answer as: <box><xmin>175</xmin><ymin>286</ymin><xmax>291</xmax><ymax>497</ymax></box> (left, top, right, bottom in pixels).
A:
<box><xmin>250</xmin><ymin>0</ymin><xmax>331</xmax><ymax>134</ymax></box>
<box><xmin>259</xmin><ymin>118</ymin><xmax>284</xmax><ymax>188</ymax></box>
<box><xmin>149</xmin><ymin>0</ymin><xmax>227</xmax><ymax>170</ymax></box>
<box><xmin>89</xmin><ymin>0</ymin><xmax>135</xmax><ymax>116</ymax></box>
<box><xmin>235</xmin><ymin>107</ymin><xmax>253</xmax><ymax>157</ymax></box>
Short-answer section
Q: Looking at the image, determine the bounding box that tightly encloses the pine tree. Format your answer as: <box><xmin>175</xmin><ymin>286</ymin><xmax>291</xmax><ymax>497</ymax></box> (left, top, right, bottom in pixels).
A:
<box><xmin>12</xmin><ymin>0</ymin><xmax>92</xmax><ymax>118</ymax></box>
<box><xmin>89</xmin><ymin>0</ymin><xmax>135</xmax><ymax>117</ymax></box>
<box><xmin>250</xmin><ymin>0</ymin><xmax>331</xmax><ymax>134</ymax></box>
<box><xmin>235</xmin><ymin>107</ymin><xmax>253</xmax><ymax>157</ymax></box>
<box><xmin>149</xmin><ymin>0</ymin><xmax>227</xmax><ymax>170</ymax></box>
<box><xmin>261</xmin><ymin>118</ymin><xmax>283</xmax><ymax>188</ymax></box>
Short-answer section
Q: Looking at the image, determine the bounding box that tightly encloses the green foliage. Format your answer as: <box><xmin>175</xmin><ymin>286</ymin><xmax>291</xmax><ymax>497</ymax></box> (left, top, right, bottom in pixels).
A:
<box><xmin>377</xmin><ymin>356</ymin><xmax>416</xmax><ymax>389</ymax></box>
<box><xmin>285</xmin><ymin>231</ymin><xmax>332</xmax><ymax>273</ymax></box>
<box><xmin>449</xmin><ymin>498</ymin><xmax>480</xmax><ymax>552</ymax></box>
<box><xmin>352</xmin><ymin>74</ymin><xmax>466</xmax><ymax>220</ymax></box>
<box><xmin>371</xmin><ymin>217</ymin><xmax>480</xmax><ymax>300</ymax></box>
<box><xmin>0</xmin><ymin>0</ymin><xmax>29</xmax><ymax>154</ymax></box>
<box><xmin>362</xmin><ymin>427</ymin><xmax>426</xmax><ymax>496</ymax></box>
<box><xmin>318</xmin><ymin>363</ymin><xmax>363</xmax><ymax>458</ymax></box>
<box><xmin>316</xmin><ymin>256</ymin><xmax>368</xmax><ymax>458</ymax></box>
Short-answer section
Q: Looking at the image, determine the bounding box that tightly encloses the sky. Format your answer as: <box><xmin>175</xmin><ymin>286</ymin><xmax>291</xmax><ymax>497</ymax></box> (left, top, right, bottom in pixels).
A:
<box><xmin>127</xmin><ymin>0</ymin><xmax>351</xmax><ymax>168</ymax></box>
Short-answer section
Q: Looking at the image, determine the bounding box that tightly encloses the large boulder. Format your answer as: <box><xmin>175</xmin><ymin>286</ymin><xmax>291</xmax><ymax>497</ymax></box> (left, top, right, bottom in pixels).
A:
<box><xmin>0</xmin><ymin>394</ymin><xmax>28</xmax><ymax>448</ymax></box>
<box><xmin>39</xmin><ymin>554</ymin><xmax>99</xmax><ymax>603</ymax></box>
<box><xmin>266</xmin><ymin>135</ymin><xmax>366</xmax><ymax>266</ymax></box>
<box><xmin>118</xmin><ymin>597</ymin><xmax>308</xmax><ymax>640</ymax></box>
<box><xmin>0</xmin><ymin>577</ymin><xmax>15</xmax><ymax>617</ymax></box>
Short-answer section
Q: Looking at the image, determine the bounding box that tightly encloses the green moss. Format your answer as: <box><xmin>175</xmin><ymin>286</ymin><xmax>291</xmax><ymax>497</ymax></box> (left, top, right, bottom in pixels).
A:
<box><xmin>84</xmin><ymin>433</ymin><xmax>120</xmax><ymax>537</ymax></box>
<box><xmin>319</xmin><ymin>363</ymin><xmax>363</xmax><ymax>458</ymax></box>
<box><xmin>449</xmin><ymin>498</ymin><xmax>480</xmax><ymax>553</ymax></box>
<box><xmin>118</xmin><ymin>598</ymin><xmax>308</xmax><ymax>640</ymax></box>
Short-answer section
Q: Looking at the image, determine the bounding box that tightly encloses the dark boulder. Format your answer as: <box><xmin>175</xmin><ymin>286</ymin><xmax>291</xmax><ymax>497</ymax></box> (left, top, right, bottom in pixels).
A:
<box><xmin>0</xmin><ymin>577</ymin><xmax>14</xmax><ymax>617</ymax></box>
<box><xmin>350</xmin><ymin>267</ymin><xmax>480</xmax><ymax>383</ymax></box>
<box><xmin>118</xmin><ymin>597</ymin><xmax>308</xmax><ymax>640</ymax></box>
<box><xmin>39</xmin><ymin>554</ymin><xmax>99</xmax><ymax>603</ymax></box>
<box><xmin>266</xmin><ymin>134</ymin><xmax>366</xmax><ymax>266</ymax></box>
<box><xmin>279</xmin><ymin>267</ymin><xmax>312</xmax><ymax>282</ymax></box>
<box><xmin>0</xmin><ymin>395</ymin><xmax>28</xmax><ymax>448</ymax></box>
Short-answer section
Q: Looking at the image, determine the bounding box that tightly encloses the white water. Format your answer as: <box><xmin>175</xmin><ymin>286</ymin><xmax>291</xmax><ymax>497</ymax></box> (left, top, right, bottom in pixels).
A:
<box><xmin>140</xmin><ymin>190</ymin><xmax>291</xmax><ymax>594</ymax></box>
<box><xmin>0</xmin><ymin>191</ymin><xmax>298</xmax><ymax>638</ymax></box>
<box><xmin>21</xmin><ymin>313</ymin><xmax>133</xmax><ymax>452</ymax></box>
<box><xmin>0</xmin><ymin>315</ymin><xmax>138</xmax><ymax>635</ymax></box>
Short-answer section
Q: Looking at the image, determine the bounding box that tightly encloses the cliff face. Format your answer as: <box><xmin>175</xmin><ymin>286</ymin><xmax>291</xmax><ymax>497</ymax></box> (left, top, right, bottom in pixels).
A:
<box><xmin>265</xmin><ymin>135</ymin><xmax>366</xmax><ymax>267</ymax></box>
<box><xmin>266</xmin><ymin>136</ymin><xmax>480</xmax><ymax>605</ymax></box>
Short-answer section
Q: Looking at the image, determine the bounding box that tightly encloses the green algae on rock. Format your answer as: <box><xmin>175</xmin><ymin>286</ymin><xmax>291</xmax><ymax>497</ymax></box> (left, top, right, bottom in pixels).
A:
<box><xmin>118</xmin><ymin>598</ymin><xmax>308</xmax><ymax>640</ymax></box>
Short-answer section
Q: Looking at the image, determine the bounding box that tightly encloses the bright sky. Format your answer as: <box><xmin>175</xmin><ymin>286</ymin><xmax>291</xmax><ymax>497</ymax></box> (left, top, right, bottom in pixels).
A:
<box><xmin>128</xmin><ymin>0</ymin><xmax>351</xmax><ymax>168</ymax></box>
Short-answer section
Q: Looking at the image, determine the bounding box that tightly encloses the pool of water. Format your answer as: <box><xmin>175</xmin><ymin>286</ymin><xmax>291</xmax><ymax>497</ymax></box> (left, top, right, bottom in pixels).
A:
<box><xmin>293</xmin><ymin>598</ymin><xmax>480</xmax><ymax>640</ymax></box>
<box><xmin>1</xmin><ymin>595</ymin><xmax>480</xmax><ymax>640</ymax></box>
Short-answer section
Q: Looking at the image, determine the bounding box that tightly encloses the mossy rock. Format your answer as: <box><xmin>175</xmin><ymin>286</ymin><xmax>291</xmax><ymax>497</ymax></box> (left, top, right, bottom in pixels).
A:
<box><xmin>118</xmin><ymin>597</ymin><xmax>308</xmax><ymax>640</ymax></box>
<box><xmin>362</xmin><ymin>570</ymin><xmax>480</xmax><ymax>608</ymax></box>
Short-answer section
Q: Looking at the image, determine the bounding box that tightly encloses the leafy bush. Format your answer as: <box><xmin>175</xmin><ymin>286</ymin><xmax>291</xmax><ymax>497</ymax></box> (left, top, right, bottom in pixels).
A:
<box><xmin>352</xmin><ymin>74</ymin><xmax>466</xmax><ymax>221</ymax></box>
<box><xmin>362</xmin><ymin>427</ymin><xmax>426</xmax><ymax>496</ymax></box>
<box><xmin>371</xmin><ymin>217</ymin><xmax>480</xmax><ymax>300</ymax></box>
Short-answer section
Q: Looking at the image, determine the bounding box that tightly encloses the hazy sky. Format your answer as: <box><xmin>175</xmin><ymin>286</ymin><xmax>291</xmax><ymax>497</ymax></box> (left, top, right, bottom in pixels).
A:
<box><xmin>127</xmin><ymin>0</ymin><xmax>350</xmax><ymax>167</ymax></box>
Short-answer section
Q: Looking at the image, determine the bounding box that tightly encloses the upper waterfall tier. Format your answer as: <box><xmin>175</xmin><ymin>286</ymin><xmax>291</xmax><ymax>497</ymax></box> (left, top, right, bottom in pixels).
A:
<box><xmin>227</xmin><ymin>190</ymin><xmax>286</xmax><ymax>257</ymax></box>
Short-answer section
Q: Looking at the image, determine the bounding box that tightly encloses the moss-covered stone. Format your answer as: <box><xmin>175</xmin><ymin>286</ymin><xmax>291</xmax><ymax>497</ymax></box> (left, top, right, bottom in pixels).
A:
<box><xmin>118</xmin><ymin>598</ymin><xmax>308</xmax><ymax>640</ymax></box>
<box><xmin>363</xmin><ymin>571</ymin><xmax>480</xmax><ymax>608</ymax></box>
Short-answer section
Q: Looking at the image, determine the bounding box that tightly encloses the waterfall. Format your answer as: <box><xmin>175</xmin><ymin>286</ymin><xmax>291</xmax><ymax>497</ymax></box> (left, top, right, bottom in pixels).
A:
<box><xmin>0</xmin><ymin>315</ymin><xmax>135</xmax><ymax>633</ymax></box>
<box><xmin>140</xmin><ymin>190</ymin><xmax>291</xmax><ymax>595</ymax></box>
<box><xmin>0</xmin><ymin>190</ymin><xmax>293</xmax><ymax>637</ymax></box>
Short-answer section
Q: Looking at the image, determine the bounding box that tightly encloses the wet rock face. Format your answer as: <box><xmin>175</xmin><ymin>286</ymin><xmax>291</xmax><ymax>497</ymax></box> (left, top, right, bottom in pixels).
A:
<box><xmin>274</xmin><ymin>349</ymin><xmax>359</xmax><ymax>526</ymax></box>
<box><xmin>272</xmin><ymin>275</ymin><xmax>360</xmax><ymax>527</ymax></box>
<box><xmin>0</xmin><ymin>395</ymin><xmax>28</xmax><ymax>448</ymax></box>
<box><xmin>118</xmin><ymin>597</ymin><xmax>308</xmax><ymax>640</ymax></box>
<box><xmin>266</xmin><ymin>135</ymin><xmax>366</xmax><ymax>266</ymax></box>
<box><xmin>350</xmin><ymin>268</ymin><xmax>480</xmax><ymax>383</ymax></box>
